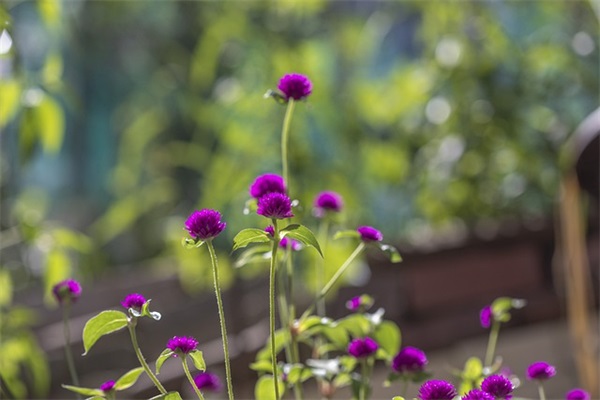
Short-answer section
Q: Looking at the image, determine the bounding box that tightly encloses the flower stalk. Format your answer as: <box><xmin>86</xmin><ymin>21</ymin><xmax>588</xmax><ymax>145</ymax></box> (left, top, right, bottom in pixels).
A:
<box><xmin>281</xmin><ymin>98</ymin><xmax>296</xmax><ymax>190</ymax></box>
<box><xmin>62</xmin><ymin>304</ymin><xmax>80</xmax><ymax>389</ymax></box>
<box><xmin>182</xmin><ymin>357</ymin><xmax>206</xmax><ymax>400</ymax></box>
<box><xmin>269</xmin><ymin>219</ymin><xmax>281</xmax><ymax>400</ymax></box>
<box><xmin>484</xmin><ymin>320</ymin><xmax>500</xmax><ymax>367</ymax></box>
<box><xmin>127</xmin><ymin>320</ymin><xmax>167</xmax><ymax>395</ymax></box>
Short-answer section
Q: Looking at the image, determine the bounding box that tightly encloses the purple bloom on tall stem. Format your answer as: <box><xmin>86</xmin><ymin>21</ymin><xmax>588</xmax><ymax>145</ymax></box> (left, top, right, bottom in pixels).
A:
<box><xmin>462</xmin><ymin>389</ymin><xmax>495</xmax><ymax>400</ymax></box>
<box><xmin>526</xmin><ymin>361</ymin><xmax>556</xmax><ymax>380</ymax></box>
<box><xmin>52</xmin><ymin>279</ymin><xmax>82</xmax><ymax>305</ymax></box>
<box><xmin>121</xmin><ymin>293</ymin><xmax>146</xmax><ymax>310</ymax></box>
<box><xmin>313</xmin><ymin>191</ymin><xmax>343</xmax><ymax>217</ymax></box>
<box><xmin>419</xmin><ymin>380</ymin><xmax>457</xmax><ymax>400</ymax></box>
<box><xmin>357</xmin><ymin>226</ymin><xmax>383</xmax><ymax>242</ymax></box>
<box><xmin>347</xmin><ymin>337</ymin><xmax>378</xmax><ymax>358</ymax></box>
<box><xmin>250</xmin><ymin>174</ymin><xmax>286</xmax><ymax>199</ymax></box>
<box><xmin>100</xmin><ymin>380</ymin><xmax>115</xmax><ymax>392</ymax></box>
<box><xmin>185</xmin><ymin>209</ymin><xmax>226</xmax><ymax>241</ymax></box>
<box><xmin>194</xmin><ymin>372</ymin><xmax>222</xmax><ymax>392</ymax></box>
<box><xmin>278</xmin><ymin>73</ymin><xmax>312</xmax><ymax>101</ymax></box>
<box><xmin>167</xmin><ymin>336</ymin><xmax>199</xmax><ymax>355</ymax></box>
<box><xmin>566</xmin><ymin>389</ymin><xmax>591</xmax><ymax>400</ymax></box>
<box><xmin>480</xmin><ymin>305</ymin><xmax>493</xmax><ymax>328</ymax></box>
<box><xmin>481</xmin><ymin>374</ymin><xmax>514</xmax><ymax>400</ymax></box>
<box><xmin>257</xmin><ymin>192</ymin><xmax>294</xmax><ymax>219</ymax></box>
<box><xmin>392</xmin><ymin>346</ymin><xmax>428</xmax><ymax>373</ymax></box>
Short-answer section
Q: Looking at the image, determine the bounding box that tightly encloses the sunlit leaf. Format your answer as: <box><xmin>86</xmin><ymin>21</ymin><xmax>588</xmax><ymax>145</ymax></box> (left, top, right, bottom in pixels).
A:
<box><xmin>254</xmin><ymin>375</ymin><xmax>285</xmax><ymax>400</ymax></box>
<box><xmin>372</xmin><ymin>321</ymin><xmax>401</xmax><ymax>358</ymax></box>
<box><xmin>462</xmin><ymin>357</ymin><xmax>483</xmax><ymax>381</ymax></box>
<box><xmin>37</xmin><ymin>0</ymin><xmax>61</xmax><ymax>27</ymax></box>
<box><xmin>188</xmin><ymin>350</ymin><xmax>206</xmax><ymax>372</ymax></box>
<box><xmin>82</xmin><ymin>310</ymin><xmax>128</xmax><ymax>355</ymax></box>
<box><xmin>35</xmin><ymin>95</ymin><xmax>65</xmax><ymax>154</ymax></box>
<box><xmin>280</xmin><ymin>224</ymin><xmax>323</xmax><ymax>257</ymax></box>
<box><xmin>62</xmin><ymin>385</ymin><xmax>104</xmax><ymax>397</ymax></box>
<box><xmin>0</xmin><ymin>79</ymin><xmax>21</xmax><ymax>128</ymax></box>
<box><xmin>114</xmin><ymin>367</ymin><xmax>144</xmax><ymax>391</ymax></box>
<box><xmin>148</xmin><ymin>392</ymin><xmax>183</xmax><ymax>400</ymax></box>
<box><xmin>232</xmin><ymin>228</ymin><xmax>271</xmax><ymax>251</ymax></box>
<box><xmin>0</xmin><ymin>268</ymin><xmax>13</xmax><ymax>306</ymax></box>
<box><xmin>155</xmin><ymin>348</ymin><xmax>174</xmax><ymax>374</ymax></box>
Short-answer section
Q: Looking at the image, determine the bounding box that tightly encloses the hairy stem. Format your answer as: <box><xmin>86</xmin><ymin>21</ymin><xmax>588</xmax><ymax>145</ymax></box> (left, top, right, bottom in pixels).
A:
<box><xmin>127</xmin><ymin>322</ymin><xmax>167</xmax><ymax>394</ymax></box>
<box><xmin>269</xmin><ymin>219</ymin><xmax>281</xmax><ymax>400</ymax></box>
<box><xmin>182</xmin><ymin>357</ymin><xmax>205</xmax><ymax>400</ymax></box>
<box><xmin>484</xmin><ymin>320</ymin><xmax>500</xmax><ymax>367</ymax></box>
<box><xmin>537</xmin><ymin>382</ymin><xmax>546</xmax><ymax>400</ymax></box>
<box><xmin>62</xmin><ymin>304</ymin><xmax>80</xmax><ymax>392</ymax></box>
<box><xmin>281</xmin><ymin>99</ymin><xmax>296</xmax><ymax>191</ymax></box>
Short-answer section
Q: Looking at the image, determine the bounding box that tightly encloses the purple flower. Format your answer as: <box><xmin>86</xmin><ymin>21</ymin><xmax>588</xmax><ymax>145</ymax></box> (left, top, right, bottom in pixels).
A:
<box><xmin>278</xmin><ymin>73</ymin><xmax>312</xmax><ymax>101</ymax></box>
<box><xmin>480</xmin><ymin>305</ymin><xmax>492</xmax><ymax>328</ymax></box>
<box><xmin>185</xmin><ymin>209</ymin><xmax>226</xmax><ymax>240</ymax></box>
<box><xmin>346</xmin><ymin>296</ymin><xmax>362</xmax><ymax>311</ymax></box>
<box><xmin>250</xmin><ymin>174</ymin><xmax>286</xmax><ymax>199</ymax></box>
<box><xmin>121</xmin><ymin>293</ymin><xmax>146</xmax><ymax>310</ymax></box>
<box><xmin>265</xmin><ymin>225</ymin><xmax>275</xmax><ymax>237</ymax></box>
<box><xmin>100</xmin><ymin>380</ymin><xmax>115</xmax><ymax>393</ymax></box>
<box><xmin>357</xmin><ymin>226</ymin><xmax>383</xmax><ymax>242</ymax></box>
<box><xmin>392</xmin><ymin>346</ymin><xmax>428</xmax><ymax>373</ymax></box>
<box><xmin>566</xmin><ymin>389</ymin><xmax>591</xmax><ymax>400</ymax></box>
<box><xmin>419</xmin><ymin>380</ymin><xmax>457</xmax><ymax>400</ymax></box>
<box><xmin>462</xmin><ymin>389</ymin><xmax>495</xmax><ymax>400</ymax></box>
<box><xmin>280</xmin><ymin>237</ymin><xmax>301</xmax><ymax>251</ymax></box>
<box><xmin>257</xmin><ymin>192</ymin><xmax>294</xmax><ymax>219</ymax></box>
<box><xmin>167</xmin><ymin>336</ymin><xmax>199</xmax><ymax>355</ymax></box>
<box><xmin>526</xmin><ymin>361</ymin><xmax>556</xmax><ymax>380</ymax></box>
<box><xmin>313</xmin><ymin>191</ymin><xmax>343</xmax><ymax>217</ymax></box>
<box><xmin>52</xmin><ymin>279</ymin><xmax>82</xmax><ymax>305</ymax></box>
<box><xmin>348</xmin><ymin>337</ymin><xmax>379</xmax><ymax>358</ymax></box>
<box><xmin>194</xmin><ymin>372</ymin><xmax>222</xmax><ymax>392</ymax></box>
<box><xmin>481</xmin><ymin>375</ymin><xmax>514</xmax><ymax>400</ymax></box>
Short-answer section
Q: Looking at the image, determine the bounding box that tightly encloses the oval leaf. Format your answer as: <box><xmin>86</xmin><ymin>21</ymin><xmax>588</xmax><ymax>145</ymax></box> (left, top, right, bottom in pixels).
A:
<box><xmin>373</xmin><ymin>321</ymin><xmax>401</xmax><ymax>358</ymax></box>
<box><xmin>114</xmin><ymin>367</ymin><xmax>145</xmax><ymax>391</ymax></box>
<box><xmin>155</xmin><ymin>348</ymin><xmax>174</xmax><ymax>375</ymax></box>
<box><xmin>232</xmin><ymin>228</ymin><xmax>271</xmax><ymax>251</ymax></box>
<box><xmin>280</xmin><ymin>224</ymin><xmax>323</xmax><ymax>257</ymax></box>
<box><xmin>254</xmin><ymin>375</ymin><xmax>285</xmax><ymax>400</ymax></box>
<box><xmin>188</xmin><ymin>350</ymin><xmax>206</xmax><ymax>372</ymax></box>
<box><xmin>149</xmin><ymin>392</ymin><xmax>183</xmax><ymax>400</ymax></box>
<box><xmin>82</xmin><ymin>310</ymin><xmax>128</xmax><ymax>355</ymax></box>
<box><xmin>61</xmin><ymin>385</ymin><xmax>103</xmax><ymax>397</ymax></box>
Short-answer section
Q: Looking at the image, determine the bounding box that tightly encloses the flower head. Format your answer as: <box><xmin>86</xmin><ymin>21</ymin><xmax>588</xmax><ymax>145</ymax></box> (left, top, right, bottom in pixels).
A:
<box><xmin>167</xmin><ymin>336</ymin><xmax>199</xmax><ymax>355</ymax></box>
<box><xmin>257</xmin><ymin>192</ymin><xmax>294</xmax><ymax>219</ymax></box>
<box><xmin>480</xmin><ymin>305</ymin><xmax>493</xmax><ymax>328</ymax></box>
<box><xmin>526</xmin><ymin>361</ymin><xmax>556</xmax><ymax>380</ymax></box>
<box><xmin>185</xmin><ymin>209</ymin><xmax>226</xmax><ymax>241</ymax></box>
<box><xmin>280</xmin><ymin>237</ymin><xmax>301</xmax><ymax>251</ymax></box>
<box><xmin>52</xmin><ymin>279</ymin><xmax>82</xmax><ymax>305</ymax></box>
<box><xmin>462</xmin><ymin>389</ymin><xmax>495</xmax><ymax>400</ymax></box>
<box><xmin>194</xmin><ymin>372</ymin><xmax>222</xmax><ymax>392</ymax></box>
<box><xmin>392</xmin><ymin>346</ymin><xmax>428</xmax><ymax>373</ymax></box>
<box><xmin>566</xmin><ymin>389</ymin><xmax>590</xmax><ymax>400</ymax></box>
<box><xmin>313</xmin><ymin>191</ymin><xmax>343</xmax><ymax>217</ymax></box>
<box><xmin>100</xmin><ymin>380</ymin><xmax>115</xmax><ymax>393</ymax></box>
<box><xmin>250</xmin><ymin>174</ymin><xmax>286</xmax><ymax>199</ymax></box>
<box><xmin>481</xmin><ymin>375</ymin><xmax>514</xmax><ymax>400</ymax></box>
<box><xmin>348</xmin><ymin>337</ymin><xmax>378</xmax><ymax>358</ymax></box>
<box><xmin>265</xmin><ymin>225</ymin><xmax>275</xmax><ymax>237</ymax></box>
<box><xmin>278</xmin><ymin>73</ymin><xmax>312</xmax><ymax>101</ymax></box>
<box><xmin>418</xmin><ymin>380</ymin><xmax>457</xmax><ymax>400</ymax></box>
<box><xmin>357</xmin><ymin>226</ymin><xmax>383</xmax><ymax>242</ymax></box>
<box><xmin>121</xmin><ymin>293</ymin><xmax>146</xmax><ymax>310</ymax></box>
<box><xmin>346</xmin><ymin>295</ymin><xmax>373</xmax><ymax>312</ymax></box>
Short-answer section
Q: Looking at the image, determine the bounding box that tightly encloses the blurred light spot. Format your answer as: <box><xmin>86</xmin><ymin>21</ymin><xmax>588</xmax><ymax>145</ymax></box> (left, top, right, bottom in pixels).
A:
<box><xmin>470</xmin><ymin>99</ymin><xmax>494</xmax><ymax>123</ymax></box>
<box><xmin>435</xmin><ymin>37</ymin><xmax>462</xmax><ymax>67</ymax></box>
<box><xmin>425</xmin><ymin>96</ymin><xmax>451</xmax><ymax>125</ymax></box>
<box><xmin>571</xmin><ymin>32</ymin><xmax>594</xmax><ymax>56</ymax></box>
<box><xmin>502</xmin><ymin>173</ymin><xmax>526</xmax><ymax>198</ymax></box>
<box><xmin>213</xmin><ymin>78</ymin><xmax>241</xmax><ymax>104</ymax></box>
<box><xmin>22</xmin><ymin>87</ymin><xmax>44</xmax><ymax>107</ymax></box>
<box><xmin>0</xmin><ymin>30</ymin><xmax>12</xmax><ymax>54</ymax></box>
<box><xmin>438</xmin><ymin>135</ymin><xmax>465</xmax><ymax>163</ymax></box>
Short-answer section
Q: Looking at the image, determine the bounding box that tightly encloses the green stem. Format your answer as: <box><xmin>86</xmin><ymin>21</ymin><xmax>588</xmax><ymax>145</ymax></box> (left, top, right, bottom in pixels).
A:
<box><xmin>316</xmin><ymin>220</ymin><xmax>330</xmax><ymax>317</ymax></box>
<box><xmin>537</xmin><ymin>382</ymin><xmax>546</xmax><ymax>400</ymax></box>
<box><xmin>127</xmin><ymin>322</ymin><xmax>167</xmax><ymax>394</ymax></box>
<box><xmin>401</xmin><ymin>377</ymin><xmax>409</xmax><ymax>398</ymax></box>
<box><xmin>359</xmin><ymin>359</ymin><xmax>368</xmax><ymax>400</ymax></box>
<box><xmin>62</xmin><ymin>304</ymin><xmax>80</xmax><ymax>391</ymax></box>
<box><xmin>269</xmin><ymin>219</ymin><xmax>281</xmax><ymax>400</ymax></box>
<box><xmin>484</xmin><ymin>320</ymin><xmax>500</xmax><ymax>367</ymax></box>
<box><xmin>285</xmin><ymin>249</ymin><xmax>304</xmax><ymax>400</ymax></box>
<box><xmin>182</xmin><ymin>357</ymin><xmax>205</xmax><ymax>400</ymax></box>
<box><xmin>281</xmin><ymin>99</ymin><xmax>296</xmax><ymax>191</ymax></box>
<box><xmin>301</xmin><ymin>242</ymin><xmax>365</xmax><ymax>320</ymax></box>
<box><xmin>206</xmin><ymin>241</ymin><xmax>235</xmax><ymax>400</ymax></box>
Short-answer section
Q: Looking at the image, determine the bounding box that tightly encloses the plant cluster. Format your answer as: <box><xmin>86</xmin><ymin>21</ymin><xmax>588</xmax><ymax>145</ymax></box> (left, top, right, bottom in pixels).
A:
<box><xmin>50</xmin><ymin>75</ymin><xmax>589</xmax><ymax>400</ymax></box>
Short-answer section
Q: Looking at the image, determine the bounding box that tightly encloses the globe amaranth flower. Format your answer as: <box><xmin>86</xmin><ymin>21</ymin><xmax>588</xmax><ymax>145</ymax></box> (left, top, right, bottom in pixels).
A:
<box><xmin>357</xmin><ymin>226</ymin><xmax>383</xmax><ymax>242</ymax></box>
<box><xmin>121</xmin><ymin>293</ymin><xmax>146</xmax><ymax>310</ymax></box>
<box><xmin>480</xmin><ymin>305</ymin><xmax>493</xmax><ymax>328</ymax></box>
<box><xmin>100</xmin><ymin>380</ymin><xmax>116</xmax><ymax>393</ymax></box>
<box><xmin>279</xmin><ymin>237</ymin><xmax>301</xmax><ymax>251</ymax></box>
<box><xmin>185</xmin><ymin>209</ymin><xmax>226</xmax><ymax>241</ymax></box>
<box><xmin>419</xmin><ymin>380</ymin><xmax>457</xmax><ymax>400</ymax></box>
<box><xmin>52</xmin><ymin>279</ymin><xmax>82</xmax><ymax>305</ymax></box>
<box><xmin>462</xmin><ymin>389</ymin><xmax>495</xmax><ymax>400</ymax></box>
<box><xmin>346</xmin><ymin>296</ymin><xmax>362</xmax><ymax>311</ymax></box>
<box><xmin>278</xmin><ymin>73</ymin><xmax>312</xmax><ymax>101</ymax></box>
<box><xmin>566</xmin><ymin>389</ymin><xmax>590</xmax><ymax>400</ymax></box>
<box><xmin>257</xmin><ymin>192</ymin><xmax>294</xmax><ymax>219</ymax></box>
<box><xmin>481</xmin><ymin>374</ymin><xmax>514</xmax><ymax>400</ymax></box>
<box><xmin>347</xmin><ymin>337</ymin><xmax>378</xmax><ymax>358</ymax></box>
<box><xmin>167</xmin><ymin>336</ymin><xmax>199</xmax><ymax>355</ymax></box>
<box><xmin>392</xmin><ymin>346</ymin><xmax>428</xmax><ymax>373</ymax></box>
<box><xmin>313</xmin><ymin>191</ymin><xmax>343</xmax><ymax>217</ymax></box>
<box><xmin>526</xmin><ymin>361</ymin><xmax>556</xmax><ymax>380</ymax></box>
<box><xmin>250</xmin><ymin>173</ymin><xmax>286</xmax><ymax>199</ymax></box>
<box><xmin>194</xmin><ymin>372</ymin><xmax>222</xmax><ymax>392</ymax></box>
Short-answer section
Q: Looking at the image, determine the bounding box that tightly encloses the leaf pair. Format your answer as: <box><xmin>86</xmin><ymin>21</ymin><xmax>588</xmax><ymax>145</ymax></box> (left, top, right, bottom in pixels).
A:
<box><xmin>62</xmin><ymin>367</ymin><xmax>144</xmax><ymax>398</ymax></box>
<box><xmin>155</xmin><ymin>349</ymin><xmax>206</xmax><ymax>374</ymax></box>
<box><xmin>233</xmin><ymin>224</ymin><xmax>323</xmax><ymax>257</ymax></box>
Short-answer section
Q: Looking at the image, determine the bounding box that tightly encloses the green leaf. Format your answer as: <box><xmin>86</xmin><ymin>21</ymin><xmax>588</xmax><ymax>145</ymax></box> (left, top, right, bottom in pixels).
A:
<box><xmin>279</xmin><ymin>224</ymin><xmax>323</xmax><ymax>257</ymax></box>
<box><xmin>372</xmin><ymin>321</ymin><xmax>401</xmax><ymax>358</ymax></box>
<box><xmin>148</xmin><ymin>392</ymin><xmax>183</xmax><ymax>400</ymax></box>
<box><xmin>188</xmin><ymin>350</ymin><xmax>206</xmax><ymax>372</ymax></box>
<box><xmin>0</xmin><ymin>79</ymin><xmax>21</xmax><ymax>128</ymax></box>
<box><xmin>140</xmin><ymin>299</ymin><xmax>162</xmax><ymax>321</ymax></box>
<box><xmin>85</xmin><ymin>397</ymin><xmax>105</xmax><ymax>400</ymax></box>
<box><xmin>254</xmin><ymin>375</ymin><xmax>285</xmax><ymax>400</ymax></box>
<box><xmin>35</xmin><ymin>95</ymin><xmax>65</xmax><ymax>154</ymax></box>
<box><xmin>62</xmin><ymin>385</ymin><xmax>104</xmax><ymax>397</ymax></box>
<box><xmin>377</xmin><ymin>243</ymin><xmax>403</xmax><ymax>263</ymax></box>
<box><xmin>333</xmin><ymin>230</ymin><xmax>360</xmax><ymax>240</ymax></box>
<box><xmin>37</xmin><ymin>0</ymin><xmax>61</xmax><ymax>27</ymax></box>
<box><xmin>463</xmin><ymin>357</ymin><xmax>483</xmax><ymax>380</ymax></box>
<box><xmin>82</xmin><ymin>310</ymin><xmax>128</xmax><ymax>355</ymax></box>
<box><xmin>232</xmin><ymin>228</ymin><xmax>271</xmax><ymax>251</ymax></box>
<box><xmin>181</xmin><ymin>237</ymin><xmax>205</xmax><ymax>249</ymax></box>
<box><xmin>155</xmin><ymin>348</ymin><xmax>174</xmax><ymax>374</ymax></box>
<box><xmin>0</xmin><ymin>268</ymin><xmax>13</xmax><ymax>307</ymax></box>
<box><xmin>114</xmin><ymin>367</ymin><xmax>144</xmax><ymax>391</ymax></box>
<box><xmin>335</xmin><ymin>314</ymin><xmax>371</xmax><ymax>338</ymax></box>
<box><xmin>321</xmin><ymin>325</ymin><xmax>350</xmax><ymax>349</ymax></box>
<box><xmin>249</xmin><ymin>359</ymin><xmax>273</xmax><ymax>373</ymax></box>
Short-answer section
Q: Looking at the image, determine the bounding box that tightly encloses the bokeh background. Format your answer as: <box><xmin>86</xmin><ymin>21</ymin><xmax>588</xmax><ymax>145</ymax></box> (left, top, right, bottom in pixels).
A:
<box><xmin>0</xmin><ymin>1</ymin><xmax>598</xmax><ymax>399</ymax></box>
